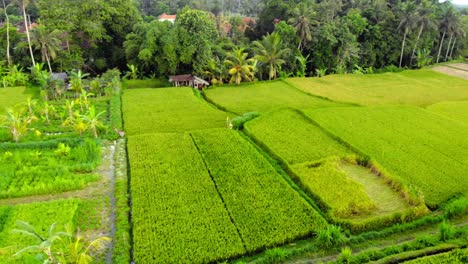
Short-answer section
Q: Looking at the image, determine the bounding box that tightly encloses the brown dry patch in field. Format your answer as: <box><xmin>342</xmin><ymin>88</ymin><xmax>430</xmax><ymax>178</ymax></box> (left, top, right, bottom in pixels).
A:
<box><xmin>432</xmin><ymin>65</ymin><xmax>468</xmax><ymax>80</ymax></box>
<box><xmin>449</xmin><ymin>63</ymin><xmax>468</xmax><ymax>71</ymax></box>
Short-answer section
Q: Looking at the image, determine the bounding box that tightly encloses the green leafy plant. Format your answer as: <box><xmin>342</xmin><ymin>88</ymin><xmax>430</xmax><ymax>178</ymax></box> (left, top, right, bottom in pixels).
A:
<box><xmin>316</xmin><ymin>68</ymin><xmax>327</xmax><ymax>77</ymax></box>
<box><xmin>55</xmin><ymin>143</ymin><xmax>71</xmax><ymax>157</ymax></box>
<box><xmin>0</xmin><ymin>107</ymin><xmax>34</xmax><ymax>142</ymax></box>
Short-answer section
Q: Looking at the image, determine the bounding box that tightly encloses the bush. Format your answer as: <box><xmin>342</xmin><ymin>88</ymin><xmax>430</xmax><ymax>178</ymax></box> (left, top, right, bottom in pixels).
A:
<box><xmin>444</xmin><ymin>197</ymin><xmax>468</xmax><ymax>219</ymax></box>
<box><xmin>230</xmin><ymin>112</ymin><xmax>260</xmax><ymax>130</ymax></box>
<box><xmin>317</xmin><ymin>225</ymin><xmax>347</xmax><ymax>248</ymax></box>
<box><xmin>439</xmin><ymin>221</ymin><xmax>455</xmax><ymax>241</ymax></box>
<box><xmin>338</xmin><ymin>247</ymin><xmax>353</xmax><ymax>263</ymax></box>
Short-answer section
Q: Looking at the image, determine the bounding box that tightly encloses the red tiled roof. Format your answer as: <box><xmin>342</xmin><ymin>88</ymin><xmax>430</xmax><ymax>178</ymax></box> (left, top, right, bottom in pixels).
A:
<box><xmin>159</xmin><ymin>13</ymin><xmax>177</xmax><ymax>20</ymax></box>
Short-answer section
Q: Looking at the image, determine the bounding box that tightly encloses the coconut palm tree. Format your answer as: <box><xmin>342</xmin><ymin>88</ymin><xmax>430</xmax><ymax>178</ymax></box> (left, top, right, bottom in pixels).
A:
<box><xmin>288</xmin><ymin>3</ymin><xmax>317</xmax><ymax>51</ymax></box>
<box><xmin>436</xmin><ymin>4</ymin><xmax>457</xmax><ymax>63</ymax></box>
<box><xmin>10</xmin><ymin>0</ymin><xmax>36</xmax><ymax>67</ymax></box>
<box><xmin>253</xmin><ymin>32</ymin><xmax>291</xmax><ymax>80</ymax></box>
<box><xmin>410</xmin><ymin>0</ymin><xmax>437</xmax><ymax>65</ymax></box>
<box><xmin>30</xmin><ymin>25</ymin><xmax>63</xmax><ymax>73</ymax></box>
<box><xmin>445</xmin><ymin>16</ymin><xmax>464</xmax><ymax>61</ymax></box>
<box><xmin>2</xmin><ymin>0</ymin><xmax>11</xmax><ymax>65</ymax></box>
<box><xmin>448</xmin><ymin>19</ymin><xmax>465</xmax><ymax>59</ymax></box>
<box><xmin>224</xmin><ymin>47</ymin><xmax>256</xmax><ymax>85</ymax></box>
<box><xmin>398</xmin><ymin>1</ymin><xmax>417</xmax><ymax>67</ymax></box>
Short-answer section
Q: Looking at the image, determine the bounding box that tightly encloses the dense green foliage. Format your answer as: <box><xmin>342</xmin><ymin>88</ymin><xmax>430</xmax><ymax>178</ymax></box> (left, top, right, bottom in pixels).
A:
<box><xmin>0</xmin><ymin>199</ymin><xmax>81</xmax><ymax>263</ymax></box>
<box><xmin>122</xmin><ymin>88</ymin><xmax>229</xmax><ymax>134</ymax></box>
<box><xmin>191</xmin><ymin>129</ymin><xmax>327</xmax><ymax>250</ymax></box>
<box><xmin>127</xmin><ymin>133</ymin><xmax>245</xmax><ymax>263</ymax></box>
<box><xmin>287</xmin><ymin>70</ymin><xmax>468</xmax><ymax>106</ymax></box>
<box><xmin>427</xmin><ymin>100</ymin><xmax>468</xmax><ymax>125</ymax></box>
<box><xmin>205</xmin><ymin>81</ymin><xmax>342</xmax><ymax>114</ymax></box>
<box><xmin>306</xmin><ymin>106</ymin><xmax>468</xmax><ymax>207</ymax></box>
<box><xmin>404</xmin><ymin>248</ymin><xmax>468</xmax><ymax>263</ymax></box>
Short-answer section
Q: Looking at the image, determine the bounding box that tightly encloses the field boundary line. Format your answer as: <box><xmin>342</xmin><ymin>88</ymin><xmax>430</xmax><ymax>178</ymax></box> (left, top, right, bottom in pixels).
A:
<box><xmin>281</xmin><ymin>79</ymin><xmax>361</xmax><ymax>107</ymax></box>
<box><xmin>188</xmin><ymin>133</ymin><xmax>248</xmax><ymax>252</ymax></box>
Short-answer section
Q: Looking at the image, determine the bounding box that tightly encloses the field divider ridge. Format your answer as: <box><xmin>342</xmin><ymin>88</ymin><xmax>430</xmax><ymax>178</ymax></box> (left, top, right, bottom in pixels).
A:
<box><xmin>188</xmin><ymin>133</ymin><xmax>248</xmax><ymax>252</ymax></box>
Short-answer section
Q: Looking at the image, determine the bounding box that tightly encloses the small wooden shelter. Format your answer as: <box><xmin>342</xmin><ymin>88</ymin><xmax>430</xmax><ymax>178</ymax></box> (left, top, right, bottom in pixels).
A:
<box><xmin>169</xmin><ymin>75</ymin><xmax>209</xmax><ymax>89</ymax></box>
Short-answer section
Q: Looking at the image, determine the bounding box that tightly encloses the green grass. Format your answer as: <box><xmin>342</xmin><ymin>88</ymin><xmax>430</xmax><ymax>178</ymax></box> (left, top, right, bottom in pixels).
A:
<box><xmin>427</xmin><ymin>101</ymin><xmax>468</xmax><ymax>125</ymax></box>
<box><xmin>0</xmin><ymin>139</ymin><xmax>101</xmax><ymax>198</ymax></box>
<box><xmin>191</xmin><ymin>129</ymin><xmax>328</xmax><ymax>251</ymax></box>
<box><xmin>287</xmin><ymin>69</ymin><xmax>468</xmax><ymax>106</ymax></box>
<box><xmin>123</xmin><ymin>78</ymin><xmax>170</xmax><ymax>89</ymax></box>
<box><xmin>305</xmin><ymin>106</ymin><xmax>468</xmax><ymax>208</ymax></box>
<box><xmin>127</xmin><ymin>133</ymin><xmax>245</xmax><ymax>263</ymax></box>
<box><xmin>403</xmin><ymin>248</ymin><xmax>468</xmax><ymax>263</ymax></box>
<box><xmin>0</xmin><ymin>86</ymin><xmax>38</xmax><ymax>113</ymax></box>
<box><xmin>0</xmin><ymin>199</ymin><xmax>81</xmax><ymax>263</ymax></box>
<box><xmin>340</xmin><ymin>163</ymin><xmax>412</xmax><ymax>218</ymax></box>
<box><xmin>204</xmin><ymin>80</ymin><xmax>343</xmax><ymax>114</ymax></box>
<box><xmin>244</xmin><ymin>109</ymin><xmax>353</xmax><ymax>164</ymax></box>
<box><xmin>122</xmin><ymin>88</ymin><xmax>230</xmax><ymax>135</ymax></box>
<box><xmin>291</xmin><ymin>159</ymin><xmax>376</xmax><ymax>218</ymax></box>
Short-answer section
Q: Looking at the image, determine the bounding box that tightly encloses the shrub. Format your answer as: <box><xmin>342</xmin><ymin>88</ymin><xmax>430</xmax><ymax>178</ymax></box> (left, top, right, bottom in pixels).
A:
<box><xmin>443</xmin><ymin>197</ymin><xmax>468</xmax><ymax>219</ymax></box>
<box><xmin>338</xmin><ymin>247</ymin><xmax>353</xmax><ymax>263</ymax></box>
<box><xmin>230</xmin><ymin>112</ymin><xmax>260</xmax><ymax>130</ymax></box>
<box><xmin>317</xmin><ymin>225</ymin><xmax>347</xmax><ymax>248</ymax></box>
<box><xmin>439</xmin><ymin>221</ymin><xmax>455</xmax><ymax>241</ymax></box>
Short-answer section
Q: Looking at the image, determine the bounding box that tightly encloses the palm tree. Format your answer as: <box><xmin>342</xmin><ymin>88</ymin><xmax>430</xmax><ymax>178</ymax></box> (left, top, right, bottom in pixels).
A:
<box><xmin>31</xmin><ymin>25</ymin><xmax>63</xmax><ymax>73</ymax></box>
<box><xmin>288</xmin><ymin>3</ymin><xmax>316</xmax><ymax>51</ymax></box>
<box><xmin>436</xmin><ymin>4</ymin><xmax>457</xmax><ymax>63</ymax></box>
<box><xmin>11</xmin><ymin>0</ymin><xmax>36</xmax><ymax>67</ymax></box>
<box><xmin>398</xmin><ymin>1</ymin><xmax>417</xmax><ymax>67</ymax></box>
<box><xmin>253</xmin><ymin>32</ymin><xmax>291</xmax><ymax>80</ymax></box>
<box><xmin>224</xmin><ymin>47</ymin><xmax>256</xmax><ymax>85</ymax></box>
<box><xmin>448</xmin><ymin>19</ymin><xmax>465</xmax><ymax>59</ymax></box>
<box><xmin>2</xmin><ymin>0</ymin><xmax>11</xmax><ymax>65</ymax></box>
<box><xmin>410</xmin><ymin>0</ymin><xmax>437</xmax><ymax>65</ymax></box>
<box><xmin>445</xmin><ymin>16</ymin><xmax>463</xmax><ymax>61</ymax></box>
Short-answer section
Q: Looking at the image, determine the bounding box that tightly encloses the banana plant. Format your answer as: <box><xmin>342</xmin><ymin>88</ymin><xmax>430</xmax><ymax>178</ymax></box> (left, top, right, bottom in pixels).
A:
<box><xmin>0</xmin><ymin>107</ymin><xmax>34</xmax><ymax>142</ymax></box>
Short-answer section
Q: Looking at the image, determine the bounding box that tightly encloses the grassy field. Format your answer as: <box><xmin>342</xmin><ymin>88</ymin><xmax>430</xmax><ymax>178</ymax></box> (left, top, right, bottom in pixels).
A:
<box><xmin>287</xmin><ymin>70</ymin><xmax>468</xmax><ymax>106</ymax></box>
<box><xmin>204</xmin><ymin>80</ymin><xmax>343</xmax><ymax>114</ymax></box>
<box><xmin>191</xmin><ymin>129</ymin><xmax>327</xmax><ymax>250</ymax></box>
<box><xmin>427</xmin><ymin>101</ymin><xmax>468</xmax><ymax>125</ymax></box>
<box><xmin>306</xmin><ymin>106</ymin><xmax>468</xmax><ymax>208</ymax></box>
<box><xmin>123</xmin><ymin>88</ymin><xmax>230</xmax><ymax>135</ymax></box>
<box><xmin>0</xmin><ymin>86</ymin><xmax>38</xmax><ymax>113</ymax></box>
<box><xmin>128</xmin><ymin>133</ymin><xmax>245</xmax><ymax>263</ymax></box>
<box><xmin>244</xmin><ymin>109</ymin><xmax>353</xmax><ymax>164</ymax></box>
<box><xmin>0</xmin><ymin>199</ymin><xmax>81</xmax><ymax>263</ymax></box>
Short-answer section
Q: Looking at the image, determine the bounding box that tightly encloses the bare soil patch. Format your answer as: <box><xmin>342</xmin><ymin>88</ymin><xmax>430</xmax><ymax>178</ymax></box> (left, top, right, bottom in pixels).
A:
<box><xmin>432</xmin><ymin>65</ymin><xmax>468</xmax><ymax>80</ymax></box>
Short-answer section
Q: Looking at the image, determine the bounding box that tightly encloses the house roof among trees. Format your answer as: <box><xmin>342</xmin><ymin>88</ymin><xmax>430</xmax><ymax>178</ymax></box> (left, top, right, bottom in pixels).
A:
<box><xmin>159</xmin><ymin>13</ymin><xmax>177</xmax><ymax>20</ymax></box>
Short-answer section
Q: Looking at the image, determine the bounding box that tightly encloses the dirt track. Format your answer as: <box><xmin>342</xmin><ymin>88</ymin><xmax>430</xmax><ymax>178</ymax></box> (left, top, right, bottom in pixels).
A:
<box><xmin>432</xmin><ymin>63</ymin><xmax>468</xmax><ymax>80</ymax></box>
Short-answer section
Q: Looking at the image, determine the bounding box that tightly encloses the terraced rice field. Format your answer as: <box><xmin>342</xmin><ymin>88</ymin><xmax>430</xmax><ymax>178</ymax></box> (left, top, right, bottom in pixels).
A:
<box><xmin>204</xmin><ymin>80</ymin><xmax>343</xmax><ymax>114</ymax></box>
<box><xmin>122</xmin><ymin>88</ymin><xmax>230</xmax><ymax>135</ymax></box>
<box><xmin>287</xmin><ymin>69</ymin><xmax>468</xmax><ymax>106</ymax></box>
<box><xmin>427</xmin><ymin>101</ymin><xmax>468</xmax><ymax>125</ymax></box>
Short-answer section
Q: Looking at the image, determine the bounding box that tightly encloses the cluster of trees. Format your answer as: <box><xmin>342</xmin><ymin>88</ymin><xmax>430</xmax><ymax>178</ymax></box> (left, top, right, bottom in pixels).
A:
<box><xmin>0</xmin><ymin>0</ymin><xmax>467</xmax><ymax>84</ymax></box>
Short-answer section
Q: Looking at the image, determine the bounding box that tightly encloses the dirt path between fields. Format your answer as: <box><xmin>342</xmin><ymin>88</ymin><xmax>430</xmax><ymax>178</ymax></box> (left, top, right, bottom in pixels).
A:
<box><xmin>432</xmin><ymin>64</ymin><xmax>468</xmax><ymax>80</ymax></box>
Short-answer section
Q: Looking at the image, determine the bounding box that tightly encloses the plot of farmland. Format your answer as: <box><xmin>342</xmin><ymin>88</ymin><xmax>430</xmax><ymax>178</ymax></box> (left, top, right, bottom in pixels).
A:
<box><xmin>204</xmin><ymin>80</ymin><xmax>342</xmax><ymax>114</ymax></box>
<box><xmin>305</xmin><ymin>106</ymin><xmax>468</xmax><ymax>207</ymax></box>
<box><xmin>122</xmin><ymin>88</ymin><xmax>229</xmax><ymax>135</ymax></box>
<box><xmin>0</xmin><ymin>199</ymin><xmax>81</xmax><ymax>263</ymax></box>
<box><xmin>244</xmin><ymin>109</ymin><xmax>353</xmax><ymax>164</ymax></box>
<box><xmin>287</xmin><ymin>70</ymin><xmax>468</xmax><ymax>106</ymax></box>
<box><xmin>127</xmin><ymin>133</ymin><xmax>245</xmax><ymax>263</ymax></box>
<box><xmin>191</xmin><ymin>129</ymin><xmax>327</xmax><ymax>251</ymax></box>
<box><xmin>427</xmin><ymin>101</ymin><xmax>468</xmax><ymax>125</ymax></box>
<box><xmin>0</xmin><ymin>86</ymin><xmax>37</xmax><ymax>113</ymax></box>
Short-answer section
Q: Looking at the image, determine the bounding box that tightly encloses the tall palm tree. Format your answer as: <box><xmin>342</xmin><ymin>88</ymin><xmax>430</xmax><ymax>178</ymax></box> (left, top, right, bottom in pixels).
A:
<box><xmin>253</xmin><ymin>32</ymin><xmax>291</xmax><ymax>80</ymax></box>
<box><xmin>448</xmin><ymin>19</ymin><xmax>465</xmax><ymax>59</ymax></box>
<box><xmin>445</xmin><ymin>16</ymin><xmax>463</xmax><ymax>61</ymax></box>
<box><xmin>11</xmin><ymin>0</ymin><xmax>36</xmax><ymax>67</ymax></box>
<box><xmin>410</xmin><ymin>0</ymin><xmax>437</xmax><ymax>65</ymax></box>
<box><xmin>31</xmin><ymin>25</ymin><xmax>62</xmax><ymax>73</ymax></box>
<box><xmin>224</xmin><ymin>47</ymin><xmax>256</xmax><ymax>85</ymax></box>
<box><xmin>2</xmin><ymin>0</ymin><xmax>11</xmax><ymax>65</ymax></box>
<box><xmin>398</xmin><ymin>1</ymin><xmax>417</xmax><ymax>67</ymax></box>
<box><xmin>288</xmin><ymin>3</ymin><xmax>317</xmax><ymax>51</ymax></box>
<box><xmin>436</xmin><ymin>4</ymin><xmax>457</xmax><ymax>63</ymax></box>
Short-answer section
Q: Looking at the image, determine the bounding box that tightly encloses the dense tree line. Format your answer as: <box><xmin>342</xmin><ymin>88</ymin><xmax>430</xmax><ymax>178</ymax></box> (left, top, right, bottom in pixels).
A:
<box><xmin>0</xmin><ymin>0</ymin><xmax>467</xmax><ymax>83</ymax></box>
